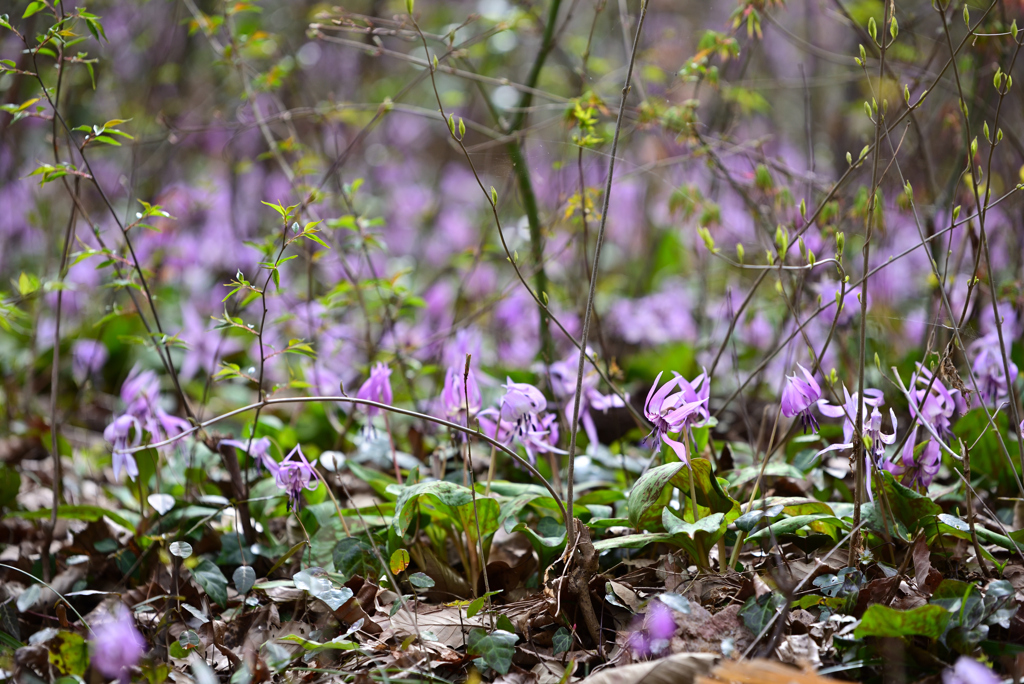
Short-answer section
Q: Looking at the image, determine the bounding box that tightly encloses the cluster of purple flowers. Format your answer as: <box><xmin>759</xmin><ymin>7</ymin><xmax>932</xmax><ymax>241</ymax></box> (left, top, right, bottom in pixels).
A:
<box><xmin>479</xmin><ymin>378</ymin><xmax>565</xmax><ymax>465</ymax></box>
<box><xmin>642</xmin><ymin>370</ymin><xmax>710</xmax><ymax>465</ymax></box>
<box><xmin>90</xmin><ymin>603</ymin><xmax>146</xmax><ymax>684</ymax></box>
<box><xmin>548</xmin><ymin>352</ymin><xmax>625</xmax><ymax>447</ymax></box>
<box><xmin>103</xmin><ymin>366</ymin><xmax>190</xmax><ymax>481</ymax></box>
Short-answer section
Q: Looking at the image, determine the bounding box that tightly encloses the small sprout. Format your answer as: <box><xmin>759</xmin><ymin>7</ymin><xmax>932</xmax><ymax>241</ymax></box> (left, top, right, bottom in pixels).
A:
<box><xmin>458</xmin><ymin>117</ymin><xmax>465</xmax><ymax>139</ymax></box>
<box><xmin>846</xmin><ymin>151</ymin><xmax>853</xmax><ymax>165</ymax></box>
<box><xmin>963</xmin><ymin>5</ymin><xmax>969</xmax><ymax>27</ymax></box>
<box><xmin>874</xmin><ymin>352</ymin><xmax>881</xmax><ymax>370</ymax></box>
<box><xmin>774</xmin><ymin>224</ymin><xmax>788</xmax><ymax>253</ymax></box>
<box><xmin>799</xmin><ymin>198</ymin><xmax>806</xmax><ymax>218</ymax></box>
<box><xmin>863</xmin><ymin>101</ymin><xmax>873</xmax><ymax>120</ymax></box>
<box><xmin>858</xmin><ymin>44</ymin><xmax>867</xmax><ymax>64</ymax></box>
<box><xmin>406</xmin><ymin>0</ymin><xmax>414</xmax><ymax>13</ymax></box>
<box><xmin>736</xmin><ymin>243</ymin><xmax>745</xmax><ymax>263</ymax></box>
<box><xmin>775</xmin><ymin>280</ymin><xmax>785</xmax><ymax>295</ymax></box>
<box><xmin>1012</xmin><ymin>20</ymin><xmax>1019</xmax><ymax>40</ymax></box>
<box><xmin>959</xmin><ymin>98</ymin><xmax>969</xmax><ymax>120</ymax></box>
<box><xmin>697</xmin><ymin>226</ymin><xmax>717</xmax><ymax>253</ymax></box>
<box><xmin>836</xmin><ymin>231</ymin><xmax>845</xmax><ymax>258</ymax></box>
<box><xmin>983</xmin><ymin>121</ymin><xmax>990</xmax><ymax>141</ymax></box>
<box><xmin>868</xmin><ymin>16</ymin><xmax>877</xmax><ymax>42</ymax></box>
<box><xmin>997</xmin><ymin>128</ymin><xmax>1003</xmax><ymax>143</ymax></box>
<box><xmin>835</xmin><ymin>289</ymin><xmax>843</xmax><ymax>310</ymax></box>
<box><xmin>808</xmin><ymin>249</ymin><xmax>816</xmax><ymax>267</ymax></box>
<box><xmin>953</xmin><ymin>205</ymin><xmax>961</xmax><ymax>220</ymax></box>
<box><xmin>766</xmin><ymin>249</ymin><xmax>775</xmax><ymax>266</ymax></box>
<box><xmin>432</xmin><ymin>54</ymin><xmax>438</xmax><ymax>70</ymax></box>
<box><xmin>292</xmin><ymin>222</ymin><xmax>300</xmax><ymax>233</ymax></box>
<box><xmin>859</xmin><ymin>145</ymin><xmax>870</xmax><ymax>160</ymax></box>
<box><xmin>490</xmin><ymin>186</ymin><xmax>498</xmax><ymax>204</ymax></box>
<box><xmin>904</xmin><ymin>84</ymin><xmax>910</xmax><ymax>103</ymax></box>
<box><xmin>447</xmin><ymin>113</ymin><xmax>455</xmax><ymax>135</ymax></box>
<box><xmin>994</xmin><ymin>68</ymin><xmax>1002</xmax><ymax>90</ymax></box>
<box><xmin>890</xmin><ymin>16</ymin><xmax>898</xmax><ymax>40</ymax></box>
<box><xmin>970</xmin><ymin>136</ymin><xmax>978</xmax><ymax>157</ymax></box>
<box><xmin>798</xmin><ymin>236</ymin><xmax>806</xmax><ymax>258</ymax></box>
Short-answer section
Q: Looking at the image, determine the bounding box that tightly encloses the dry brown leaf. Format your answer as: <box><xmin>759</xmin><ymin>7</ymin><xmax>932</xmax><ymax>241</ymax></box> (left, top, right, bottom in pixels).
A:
<box><xmin>581</xmin><ymin>653</ymin><xmax>718</xmax><ymax>684</ymax></box>
<box><xmin>377</xmin><ymin>603</ymin><xmax>487</xmax><ymax>648</ymax></box>
<box><xmin>698</xmin><ymin>658</ymin><xmax>842</xmax><ymax>684</ymax></box>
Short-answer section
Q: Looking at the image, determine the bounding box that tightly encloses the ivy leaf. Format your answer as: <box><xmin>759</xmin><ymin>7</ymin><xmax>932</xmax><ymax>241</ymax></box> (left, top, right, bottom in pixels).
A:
<box><xmin>467</xmin><ymin>628</ymin><xmax>518</xmax><ymax>675</ymax></box>
<box><xmin>553</xmin><ymin>626</ymin><xmax>572</xmax><ymax>655</ymax></box>
<box><xmin>191</xmin><ymin>559</ymin><xmax>229</xmax><ymax>608</ymax></box>
<box><xmin>232</xmin><ymin>566</ymin><xmax>256</xmax><ymax>595</ymax></box>
<box><xmin>739</xmin><ymin>592</ymin><xmax>786</xmax><ymax>635</ymax></box>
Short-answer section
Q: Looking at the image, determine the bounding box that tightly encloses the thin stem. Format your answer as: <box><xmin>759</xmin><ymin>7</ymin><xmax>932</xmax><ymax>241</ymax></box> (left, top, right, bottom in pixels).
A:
<box><xmin>563</xmin><ymin>0</ymin><xmax>648</xmax><ymax>541</ymax></box>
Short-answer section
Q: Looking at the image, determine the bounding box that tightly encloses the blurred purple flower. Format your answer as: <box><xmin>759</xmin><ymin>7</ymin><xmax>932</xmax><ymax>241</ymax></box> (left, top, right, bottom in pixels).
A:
<box><xmin>178</xmin><ymin>303</ymin><xmax>241</xmax><ymax>381</ymax></box>
<box><xmin>642</xmin><ymin>370</ymin><xmax>710</xmax><ymax>465</ymax></box>
<box><xmin>104</xmin><ymin>366</ymin><xmax>191</xmax><ymax>479</ymax></box>
<box><xmin>356</xmin><ymin>362</ymin><xmax>393</xmax><ymax>417</ymax></box>
<box><xmin>780</xmin><ymin>364</ymin><xmax>821</xmax><ymax>433</ymax></box>
<box><xmin>881</xmin><ymin>426</ymin><xmax>940</xmax><ymax>491</ymax></box>
<box><xmin>90</xmin><ymin>603</ymin><xmax>146</xmax><ymax>684</ymax></box>
<box><xmin>970</xmin><ymin>334</ymin><xmax>1017</xmax><ymax>406</ymax></box>
<box><xmin>942</xmin><ymin>656</ymin><xmax>1000</xmax><ymax>684</ymax></box>
<box><xmin>440</xmin><ymin>366</ymin><xmax>481</xmax><ymax>423</ymax></box>
<box><xmin>549</xmin><ymin>353</ymin><xmax>625</xmax><ymax>446</ymax></box>
<box><xmin>517</xmin><ymin>412</ymin><xmax>566</xmax><ymax>465</ymax></box>
<box><xmin>627</xmin><ymin>602</ymin><xmax>677</xmax><ymax>658</ymax></box>
<box><xmin>221</xmin><ymin>436</ymin><xmax>277</xmax><ymax>476</ymax></box>
<box><xmin>103</xmin><ymin>415</ymin><xmax>142</xmax><ymax>481</ymax></box>
<box><xmin>72</xmin><ymin>339</ymin><xmax>108</xmax><ymax>384</ymax></box>
<box><xmin>818</xmin><ymin>386</ymin><xmax>895</xmax><ymax>498</ymax></box>
<box><xmin>274</xmin><ymin>445</ymin><xmax>319</xmax><ymax>510</ymax></box>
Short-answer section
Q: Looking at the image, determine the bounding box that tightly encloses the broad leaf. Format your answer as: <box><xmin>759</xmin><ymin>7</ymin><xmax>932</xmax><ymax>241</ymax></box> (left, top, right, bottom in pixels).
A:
<box><xmin>467</xmin><ymin>628</ymin><xmax>517</xmax><ymax>675</ymax></box>
<box><xmin>855</xmin><ymin>604</ymin><xmax>950</xmax><ymax>639</ymax></box>
<box><xmin>191</xmin><ymin>559</ymin><xmax>229</xmax><ymax>608</ymax></box>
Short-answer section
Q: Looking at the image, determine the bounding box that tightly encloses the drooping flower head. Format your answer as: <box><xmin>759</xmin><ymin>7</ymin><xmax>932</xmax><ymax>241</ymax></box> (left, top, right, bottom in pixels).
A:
<box><xmin>90</xmin><ymin>603</ymin><xmax>146</xmax><ymax>684</ymax></box>
<box><xmin>780</xmin><ymin>364</ymin><xmax>822</xmax><ymax>433</ymax></box>
<box><xmin>971</xmin><ymin>333</ymin><xmax>1018</xmax><ymax>406</ymax></box>
<box><xmin>642</xmin><ymin>370</ymin><xmax>710</xmax><ymax>464</ymax></box>
<box><xmin>104</xmin><ymin>365</ymin><xmax>190</xmax><ymax>480</ymax></box>
<box><xmin>440</xmin><ymin>365</ymin><xmax>481</xmax><ymax>423</ymax></box>
<box><xmin>274</xmin><ymin>444</ymin><xmax>319</xmax><ymax>510</ymax></box>
<box><xmin>627</xmin><ymin>602</ymin><xmax>677</xmax><ymax>658</ymax></box>
<box><xmin>221</xmin><ymin>436</ymin><xmax>277</xmax><ymax>476</ymax></box>
<box><xmin>500</xmin><ymin>378</ymin><xmax>547</xmax><ymax>426</ymax></box>
<box><xmin>103</xmin><ymin>415</ymin><xmax>142</xmax><ymax>482</ymax></box>
<box><xmin>907</xmin><ymin>364</ymin><xmax>962</xmax><ymax>438</ymax></box>
<box><xmin>356</xmin><ymin>362</ymin><xmax>393</xmax><ymax>417</ymax></box>
<box><xmin>817</xmin><ymin>386</ymin><xmax>895</xmax><ymax>499</ymax></box>
<box><xmin>881</xmin><ymin>426</ymin><xmax>940</xmax><ymax>491</ymax></box>
<box><xmin>71</xmin><ymin>338</ymin><xmax>108</xmax><ymax>385</ymax></box>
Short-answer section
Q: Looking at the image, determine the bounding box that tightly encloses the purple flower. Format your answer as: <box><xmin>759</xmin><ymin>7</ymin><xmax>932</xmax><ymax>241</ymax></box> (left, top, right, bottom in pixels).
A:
<box><xmin>907</xmin><ymin>364</ymin><xmax>962</xmax><ymax>438</ymax></box>
<box><xmin>103</xmin><ymin>415</ymin><xmax>142</xmax><ymax>481</ymax></box>
<box><xmin>90</xmin><ymin>603</ymin><xmax>146</xmax><ymax>684</ymax></box>
<box><xmin>220</xmin><ymin>436</ymin><xmax>277</xmax><ymax>476</ymax></box>
<box><xmin>500</xmin><ymin>379</ymin><xmax>547</xmax><ymax>425</ymax></box>
<box><xmin>942</xmin><ymin>657</ymin><xmax>1000</xmax><ymax>684</ymax></box>
<box><xmin>818</xmin><ymin>387</ymin><xmax>895</xmax><ymax>499</ymax></box>
<box><xmin>971</xmin><ymin>334</ymin><xmax>1018</xmax><ymax>405</ymax></box>
<box><xmin>881</xmin><ymin>426</ymin><xmax>940</xmax><ymax>491</ymax></box>
<box><xmin>71</xmin><ymin>339</ymin><xmax>108</xmax><ymax>384</ymax></box>
<box><xmin>440</xmin><ymin>365</ymin><xmax>481</xmax><ymax>422</ymax></box>
<box><xmin>549</xmin><ymin>354</ymin><xmax>625</xmax><ymax>446</ymax></box>
<box><xmin>356</xmin><ymin>362</ymin><xmax>393</xmax><ymax>417</ymax></box>
<box><xmin>780</xmin><ymin>364</ymin><xmax>821</xmax><ymax>433</ymax></box>
<box><xmin>627</xmin><ymin>603</ymin><xmax>677</xmax><ymax>658</ymax></box>
<box><xmin>517</xmin><ymin>412</ymin><xmax>567</xmax><ymax>465</ymax></box>
<box><xmin>177</xmin><ymin>303</ymin><xmax>242</xmax><ymax>381</ymax></box>
<box><xmin>642</xmin><ymin>370</ymin><xmax>710</xmax><ymax>465</ymax></box>
<box><xmin>274</xmin><ymin>445</ymin><xmax>319</xmax><ymax>510</ymax></box>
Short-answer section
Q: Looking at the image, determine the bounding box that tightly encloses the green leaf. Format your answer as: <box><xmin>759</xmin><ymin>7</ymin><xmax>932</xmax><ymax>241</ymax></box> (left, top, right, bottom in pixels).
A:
<box><xmin>190</xmin><ymin>559</ymin><xmax>229</xmax><ymax>608</ymax></box>
<box><xmin>390</xmin><ymin>548</ymin><xmax>410</xmax><ymax>574</ymax></box>
<box><xmin>855</xmin><ymin>604</ymin><xmax>950</xmax><ymax>639</ymax></box>
<box><xmin>278</xmin><ymin>634</ymin><xmax>359</xmax><ymax>651</ymax></box>
<box><xmin>467</xmin><ymin>628</ymin><xmax>517</xmax><ymax>675</ymax></box>
<box><xmin>48</xmin><ymin>632</ymin><xmax>88</xmax><ymax>676</ymax></box>
<box><xmin>591</xmin><ymin>532</ymin><xmax>677</xmax><ymax>551</ymax></box>
<box><xmin>745</xmin><ymin>514</ymin><xmax>844</xmax><ymax>543</ymax></box>
<box><xmin>23</xmin><ymin>1</ymin><xmax>47</xmax><ymax>19</ymax></box>
<box><xmin>739</xmin><ymin>592</ymin><xmax>786</xmax><ymax>635</ymax></box>
<box><xmin>409</xmin><ymin>572</ymin><xmax>434</xmax><ymax>589</ymax></box>
<box><xmin>232</xmin><ymin>566</ymin><xmax>256</xmax><ymax>594</ymax></box>
<box><xmin>874</xmin><ymin>470</ymin><xmax>942</xmax><ymax>534</ymax></box>
<box><xmin>661</xmin><ymin>509</ymin><xmax>727</xmax><ymax>566</ymax></box>
<box><xmin>393</xmin><ymin>480</ymin><xmax>500</xmax><ymax>548</ymax></box>
<box><xmin>333</xmin><ymin>538</ymin><xmax>378</xmax><ymax>580</ymax></box>
<box><xmin>627</xmin><ymin>462</ymin><xmax>685</xmax><ymax>530</ymax></box>
<box><xmin>7</xmin><ymin>505</ymin><xmax>135</xmax><ymax>532</ymax></box>
<box><xmin>553</xmin><ymin>626</ymin><xmax>571</xmax><ymax>655</ymax></box>
<box><xmin>0</xmin><ymin>463</ymin><xmax>21</xmax><ymax>509</ymax></box>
